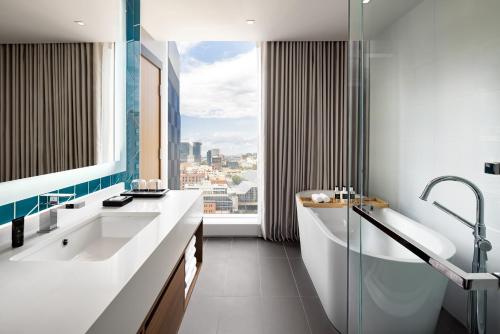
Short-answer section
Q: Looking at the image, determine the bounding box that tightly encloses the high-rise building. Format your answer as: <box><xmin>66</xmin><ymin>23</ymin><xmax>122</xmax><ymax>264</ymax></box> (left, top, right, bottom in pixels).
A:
<box><xmin>212</xmin><ymin>156</ymin><xmax>222</xmax><ymax>171</ymax></box>
<box><xmin>167</xmin><ymin>42</ymin><xmax>181</xmax><ymax>190</ymax></box>
<box><xmin>207</xmin><ymin>148</ymin><xmax>220</xmax><ymax>165</ymax></box>
<box><xmin>207</xmin><ymin>150</ymin><xmax>212</xmax><ymax>165</ymax></box>
<box><xmin>192</xmin><ymin>142</ymin><xmax>202</xmax><ymax>163</ymax></box>
<box><xmin>180</xmin><ymin>142</ymin><xmax>191</xmax><ymax>162</ymax></box>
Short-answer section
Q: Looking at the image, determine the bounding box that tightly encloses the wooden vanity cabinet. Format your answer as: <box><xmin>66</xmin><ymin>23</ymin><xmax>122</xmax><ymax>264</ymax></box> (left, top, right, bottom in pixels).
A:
<box><xmin>137</xmin><ymin>221</ymin><xmax>203</xmax><ymax>334</ymax></box>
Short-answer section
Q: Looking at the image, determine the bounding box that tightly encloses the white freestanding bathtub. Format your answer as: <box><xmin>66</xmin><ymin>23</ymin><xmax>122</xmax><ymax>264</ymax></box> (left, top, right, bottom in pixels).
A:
<box><xmin>296</xmin><ymin>190</ymin><xmax>456</xmax><ymax>334</ymax></box>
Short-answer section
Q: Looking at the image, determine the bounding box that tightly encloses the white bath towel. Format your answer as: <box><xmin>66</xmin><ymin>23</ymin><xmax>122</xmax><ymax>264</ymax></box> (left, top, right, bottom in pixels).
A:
<box><xmin>187</xmin><ymin>236</ymin><xmax>196</xmax><ymax>251</ymax></box>
<box><xmin>185</xmin><ymin>245</ymin><xmax>196</xmax><ymax>261</ymax></box>
<box><xmin>185</xmin><ymin>264</ymin><xmax>197</xmax><ymax>295</ymax></box>
<box><xmin>185</xmin><ymin>261</ymin><xmax>197</xmax><ymax>285</ymax></box>
<box><xmin>311</xmin><ymin>193</ymin><xmax>331</xmax><ymax>203</ymax></box>
<box><xmin>185</xmin><ymin>256</ymin><xmax>197</xmax><ymax>280</ymax></box>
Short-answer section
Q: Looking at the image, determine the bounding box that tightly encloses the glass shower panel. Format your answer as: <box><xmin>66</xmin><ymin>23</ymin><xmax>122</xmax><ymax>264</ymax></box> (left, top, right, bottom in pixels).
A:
<box><xmin>349</xmin><ymin>0</ymin><xmax>500</xmax><ymax>333</ymax></box>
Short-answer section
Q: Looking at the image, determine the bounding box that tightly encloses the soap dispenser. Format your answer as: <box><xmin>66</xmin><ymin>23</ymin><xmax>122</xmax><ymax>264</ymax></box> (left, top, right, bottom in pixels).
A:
<box><xmin>12</xmin><ymin>216</ymin><xmax>24</xmax><ymax>248</ymax></box>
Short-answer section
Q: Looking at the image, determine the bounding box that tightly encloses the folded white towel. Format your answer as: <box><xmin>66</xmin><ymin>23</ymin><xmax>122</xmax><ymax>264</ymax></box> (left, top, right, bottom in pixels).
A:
<box><xmin>187</xmin><ymin>236</ymin><xmax>196</xmax><ymax>251</ymax></box>
<box><xmin>185</xmin><ymin>246</ymin><xmax>196</xmax><ymax>261</ymax></box>
<box><xmin>185</xmin><ymin>262</ymin><xmax>196</xmax><ymax>285</ymax></box>
<box><xmin>185</xmin><ymin>256</ymin><xmax>197</xmax><ymax>279</ymax></box>
<box><xmin>311</xmin><ymin>193</ymin><xmax>331</xmax><ymax>203</ymax></box>
<box><xmin>185</xmin><ymin>264</ymin><xmax>197</xmax><ymax>295</ymax></box>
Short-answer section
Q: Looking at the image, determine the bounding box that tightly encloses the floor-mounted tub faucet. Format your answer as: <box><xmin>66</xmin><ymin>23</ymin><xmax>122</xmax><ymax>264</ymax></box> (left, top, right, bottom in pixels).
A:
<box><xmin>419</xmin><ymin>175</ymin><xmax>491</xmax><ymax>334</ymax></box>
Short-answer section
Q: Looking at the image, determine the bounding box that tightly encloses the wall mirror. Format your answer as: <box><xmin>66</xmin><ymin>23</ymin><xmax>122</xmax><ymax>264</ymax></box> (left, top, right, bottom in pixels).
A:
<box><xmin>0</xmin><ymin>0</ymin><xmax>126</xmax><ymax>183</ymax></box>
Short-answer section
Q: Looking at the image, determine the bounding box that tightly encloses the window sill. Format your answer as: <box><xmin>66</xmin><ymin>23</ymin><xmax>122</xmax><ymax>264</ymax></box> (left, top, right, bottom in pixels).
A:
<box><xmin>202</xmin><ymin>214</ymin><xmax>261</xmax><ymax>237</ymax></box>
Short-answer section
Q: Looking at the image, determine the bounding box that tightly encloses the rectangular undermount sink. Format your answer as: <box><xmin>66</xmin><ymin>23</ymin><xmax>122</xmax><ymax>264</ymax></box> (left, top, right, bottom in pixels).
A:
<box><xmin>11</xmin><ymin>212</ymin><xmax>159</xmax><ymax>262</ymax></box>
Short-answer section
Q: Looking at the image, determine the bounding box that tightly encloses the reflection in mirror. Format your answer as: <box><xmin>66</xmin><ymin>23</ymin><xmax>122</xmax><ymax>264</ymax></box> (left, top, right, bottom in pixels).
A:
<box><xmin>0</xmin><ymin>0</ymin><xmax>124</xmax><ymax>183</ymax></box>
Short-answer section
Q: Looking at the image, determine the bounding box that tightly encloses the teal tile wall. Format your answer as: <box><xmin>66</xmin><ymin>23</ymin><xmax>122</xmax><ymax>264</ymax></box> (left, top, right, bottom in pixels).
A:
<box><xmin>0</xmin><ymin>0</ymin><xmax>140</xmax><ymax>226</ymax></box>
<box><xmin>0</xmin><ymin>203</ymin><xmax>14</xmax><ymax>225</ymax></box>
<box><xmin>0</xmin><ymin>172</ymin><xmax>127</xmax><ymax>225</ymax></box>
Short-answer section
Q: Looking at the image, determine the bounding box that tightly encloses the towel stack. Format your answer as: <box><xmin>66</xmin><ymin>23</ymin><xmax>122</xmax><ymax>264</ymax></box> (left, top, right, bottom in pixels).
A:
<box><xmin>311</xmin><ymin>193</ymin><xmax>331</xmax><ymax>203</ymax></box>
<box><xmin>184</xmin><ymin>236</ymin><xmax>197</xmax><ymax>297</ymax></box>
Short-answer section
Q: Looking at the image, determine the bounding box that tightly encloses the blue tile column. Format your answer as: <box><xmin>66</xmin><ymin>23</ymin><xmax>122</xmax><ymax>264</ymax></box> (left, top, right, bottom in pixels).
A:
<box><xmin>125</xmin><ymin>0</ymin><xmax>141</xmax><ymax>189</ymax></box>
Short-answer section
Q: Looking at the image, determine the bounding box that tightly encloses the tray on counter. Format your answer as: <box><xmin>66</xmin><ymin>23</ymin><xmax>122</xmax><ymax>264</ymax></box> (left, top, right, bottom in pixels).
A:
<box><xmin>121</xmin><ymin>189</ymin><xmax>170</xmax><ymax>198</ymax></box>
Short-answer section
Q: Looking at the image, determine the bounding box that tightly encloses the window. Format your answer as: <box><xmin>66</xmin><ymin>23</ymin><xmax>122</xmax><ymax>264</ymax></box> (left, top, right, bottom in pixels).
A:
<box><xmin>177</xmin><ymin>42</ymin><xmax>259</xmax><ymax>215</ymax></box>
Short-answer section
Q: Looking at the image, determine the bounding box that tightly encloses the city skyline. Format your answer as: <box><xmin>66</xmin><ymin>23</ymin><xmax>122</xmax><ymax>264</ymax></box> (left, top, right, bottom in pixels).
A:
<box><xmin>179</xmin><ymin>140</ymin><xmax>257</xmax><ymax>161</ymax></box>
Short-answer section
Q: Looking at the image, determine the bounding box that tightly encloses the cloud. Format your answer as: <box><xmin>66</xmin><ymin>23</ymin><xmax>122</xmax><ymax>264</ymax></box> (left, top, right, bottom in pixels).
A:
<box><xmin>180</xmin><ymin>50</ymin><xmax>259</xmax><ymax>119</ymax></box>
<box><xmin>177</xmin><ymin>41</ymin><xmax>201</xmax><ymax>55</ymax></box>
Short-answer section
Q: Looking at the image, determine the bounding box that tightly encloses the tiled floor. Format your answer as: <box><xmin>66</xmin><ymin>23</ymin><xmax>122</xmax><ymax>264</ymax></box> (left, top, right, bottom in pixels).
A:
<box><xmin>179</xmin><ymin>237</ymin><xmax>467</xmax><ymax>334</ymax></box>
<box><xmin>179</xmin><ymin>237</ymin><xmax>339</xmax><ymax>334</ymax></box>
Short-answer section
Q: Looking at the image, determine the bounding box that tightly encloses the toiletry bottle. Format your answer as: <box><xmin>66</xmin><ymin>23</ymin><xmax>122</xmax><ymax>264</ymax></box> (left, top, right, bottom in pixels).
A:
<box><xmin>12</xmin><ymin>216</ymin><xmax>24</xmax><ymax>248</ymax></box>
<box><xmin>341</xmin><ymin>186</ymin><xmax>348</xmax><ymax>201</ymax></box>
<box><xmin>349</xmin><ymin>187</ymin><xmax>356</xmax><ymax>200</ymax></box>
<box><xmin>334</xmin><ymin>187</ymin><xmax>340</xmax><ymax>201</ymax></box>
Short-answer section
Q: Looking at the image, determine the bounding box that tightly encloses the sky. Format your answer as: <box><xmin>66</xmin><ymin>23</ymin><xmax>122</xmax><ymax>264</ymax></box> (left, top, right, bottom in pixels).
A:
<box><xmin>178</xmin><ymin>41</ymin><xmax>259</xmax><ymax>156</ymax></box>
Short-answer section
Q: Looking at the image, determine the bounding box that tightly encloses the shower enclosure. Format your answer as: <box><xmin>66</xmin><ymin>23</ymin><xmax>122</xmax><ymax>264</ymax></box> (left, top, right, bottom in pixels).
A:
<box><xmin>348</xmin><ymin>0</ymin><xmax>500</xmax><ymax>333</ymax></box>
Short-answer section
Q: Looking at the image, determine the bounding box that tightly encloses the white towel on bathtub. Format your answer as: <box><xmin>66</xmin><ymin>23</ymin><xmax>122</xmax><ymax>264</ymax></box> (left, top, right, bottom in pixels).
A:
<box><xmin>311</xmin><ymin>193</ymin><xmax>331</xmax><ymax>203</ymax></box>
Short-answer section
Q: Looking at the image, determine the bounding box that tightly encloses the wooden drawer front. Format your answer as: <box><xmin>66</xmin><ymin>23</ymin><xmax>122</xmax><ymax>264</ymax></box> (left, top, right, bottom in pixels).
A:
<box><xmin>145</xmin><ymin>259</ymin><xmax>185</xmax><ymax>334</ymax></box>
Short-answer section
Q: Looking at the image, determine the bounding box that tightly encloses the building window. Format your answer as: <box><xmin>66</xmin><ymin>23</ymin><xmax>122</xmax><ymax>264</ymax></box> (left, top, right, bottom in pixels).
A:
<box><xmin>177</xmin><ymin>42</ymin><xmax>259</xmax><ymax>215</ymax></box>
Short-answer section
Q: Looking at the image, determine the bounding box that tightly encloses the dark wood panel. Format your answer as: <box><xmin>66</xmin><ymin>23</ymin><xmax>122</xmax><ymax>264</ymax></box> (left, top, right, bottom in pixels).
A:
<box><xmin>144</xmin><ymin>258</ymin><xmax>185</xmax><ymax>334</ymax></box>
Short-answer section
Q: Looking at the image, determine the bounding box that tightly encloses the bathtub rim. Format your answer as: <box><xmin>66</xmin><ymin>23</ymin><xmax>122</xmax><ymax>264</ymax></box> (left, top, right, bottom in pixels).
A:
<box><xmin>296</xmin><ymin>190</ymin><xmax>457</xmax><ymax>264</ymax></box>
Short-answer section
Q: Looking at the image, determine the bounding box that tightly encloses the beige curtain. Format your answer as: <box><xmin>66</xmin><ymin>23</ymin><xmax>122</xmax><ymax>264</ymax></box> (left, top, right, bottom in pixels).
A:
<box><xmin>0</xmin><ymin>43</ymin><xmax>96</xmax><ymax>182</ymax></box>
<box><xmin>261</xmin><ymin>41</ymin><xmax>366</xmax><ymax>241</ymax></box>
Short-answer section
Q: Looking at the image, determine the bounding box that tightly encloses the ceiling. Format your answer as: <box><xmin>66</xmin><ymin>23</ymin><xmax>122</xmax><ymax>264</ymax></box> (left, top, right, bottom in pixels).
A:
<box><xmin>0</xmin><ymin>0</ymin><xmax>122</xmax><ymax>43</ymax></box>
<box><xmin>142</xmin><ymin>0</ymin><xmax>349</xmax><ymax>41</ymax></box>
<box><xmin>363</xmin><ymin>0</ymin><xmax>424</xmax><ymax>38</ymax></box>
<box><xmin>0</xmin><ymin>0</ymin><xmax>424</xmax><ymax>44</ymax></box>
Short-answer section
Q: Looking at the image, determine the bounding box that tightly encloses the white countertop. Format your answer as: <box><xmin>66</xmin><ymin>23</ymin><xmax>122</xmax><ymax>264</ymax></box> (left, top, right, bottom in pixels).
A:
<box><xmin>0</xmin><ymin>184</ymin><xmax>203</xmax><ymax>334</ymax></box>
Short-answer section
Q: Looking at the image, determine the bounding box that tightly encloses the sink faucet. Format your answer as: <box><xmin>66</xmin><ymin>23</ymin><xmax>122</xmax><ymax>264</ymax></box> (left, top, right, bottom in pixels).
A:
<box><xmin>38</xmin><ymin>193</ymin><xmax>85</xmax><ymax>233</ymax></box>
<box><xmin>419</xmin><ymin>175</ymin><xmax>491</xmax><ymax>334</ymax></box>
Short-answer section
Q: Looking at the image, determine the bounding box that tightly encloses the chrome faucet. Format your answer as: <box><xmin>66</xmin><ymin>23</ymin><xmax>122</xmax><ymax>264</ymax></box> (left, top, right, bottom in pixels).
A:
<box><xmin>38</xmin><ymin>193</ymin><xmax>85</xmax><ymax>233</ymax></box>
<box><xmin>419</xmin><ymin>175</ymin><xmax>491</xmax><ymax>334</ymax></box>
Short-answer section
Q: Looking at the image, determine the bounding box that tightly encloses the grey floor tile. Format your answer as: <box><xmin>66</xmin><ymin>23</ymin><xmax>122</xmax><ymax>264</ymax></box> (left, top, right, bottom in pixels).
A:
<box><xmin>434</xmin><ymin>308</ymin><xmax>467</xmax><ymax>334</ymax></box>
<box><xmin>258</xmin><ymin>239</ymin><xmax>286</xmax><ymax>258</ymax></box>
<box><xmin>194</xmin><ymin>258</ymin><xmax>227</xmax><ymax>297</ymax></box>
<box><xmin>302</xmin><ymin>297</ymin><xmax>339</xmax><ymax>334</ymax></box>
<box><xmin>217</xmin><ymin>297</ymin><xmax>264</xmax><ymax>334</ymax></box>
<box><xmin>205</xmin><ymin>237</ymin><xmax>232</xmax><ymax>259</ymax></box>
<box><xmin>224</xmin><ymin>257</ymin><xmax>261</xmax><ymax>297</ymax></box>
<box><xmin>261</xmin><ymin>297</ymin><xmax>311</xmax><ymax>334</ymax></box>
<box><xmin>231</xmin><ymin>238</ymin><xmax>259</xmax><ymax>258</ymax></box>
<box><xmin>290</xmin><ymin>258</ymin><xmax>318</xmax><ymax>297</ymax></box>
<box><xmin>283</xmin><ymin>241</ymin><xmax>301</xmax><ymax>258</ymax></box>
<box><xmin>260</xmin><ymin>258</ymin><xmax>299</xmax><ymax>297</ymax></box>
<box><xmin>179</xmin><ymin>296</ymin><xmax>222</xmax><ymax>334</ymax></box>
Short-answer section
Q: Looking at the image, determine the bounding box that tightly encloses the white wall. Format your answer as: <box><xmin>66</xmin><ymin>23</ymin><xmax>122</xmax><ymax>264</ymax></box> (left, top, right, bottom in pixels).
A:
<box><xmin>368</xmin><ymin>0</ymin><xmax>500</xmax><ymax>331</ymax></box>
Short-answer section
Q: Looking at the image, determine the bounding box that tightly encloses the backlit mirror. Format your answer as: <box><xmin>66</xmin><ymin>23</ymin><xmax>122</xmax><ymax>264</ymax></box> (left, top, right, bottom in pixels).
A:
<box><xmin>0</xmin><ymin>0</ymin><xmax>125</xmax><ymax>182</ymax></box>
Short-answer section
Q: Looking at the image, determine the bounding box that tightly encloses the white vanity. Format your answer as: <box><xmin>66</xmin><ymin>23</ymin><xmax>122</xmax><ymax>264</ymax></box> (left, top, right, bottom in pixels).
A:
<box><xmin>0</xmin><ymin>184</ymin><xmax>203</xmax><ymax>334</ymax></box>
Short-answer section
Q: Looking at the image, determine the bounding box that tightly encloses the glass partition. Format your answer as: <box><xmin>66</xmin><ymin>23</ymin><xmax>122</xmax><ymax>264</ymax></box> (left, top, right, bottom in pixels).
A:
<box><xmin>349</xmin><ymin>0</ymin><xmax>500</xmax><ymax>333</ymax></box>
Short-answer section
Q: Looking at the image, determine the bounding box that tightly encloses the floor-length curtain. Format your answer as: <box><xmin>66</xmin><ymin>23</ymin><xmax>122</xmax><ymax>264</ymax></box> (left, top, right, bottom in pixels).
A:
<box><xmin>261</xmin><ymin>41</ymin><xmax>364</xmax><ymax>241</ymax></box>
<box><xmin>0</xmin><ymin>43</ymin><xmax>96</xmax><ymax>182</ymax></box>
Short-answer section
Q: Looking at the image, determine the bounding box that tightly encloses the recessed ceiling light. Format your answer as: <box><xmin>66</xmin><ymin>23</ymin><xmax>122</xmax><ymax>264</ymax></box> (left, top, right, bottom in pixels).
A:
<box><xmin>362</xmin><ymin>0</ymin><xmax>371</xmax><ymax>3</ymax></box>
<box><xmin>73</xmin><ymin>20</ymin><xmax>85</xmax><ymax>26</ymax></box>
<box><xmin>246</xmin><ymin>19</ymin><xmax>256</xmax><ymax>25</ymax></box>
